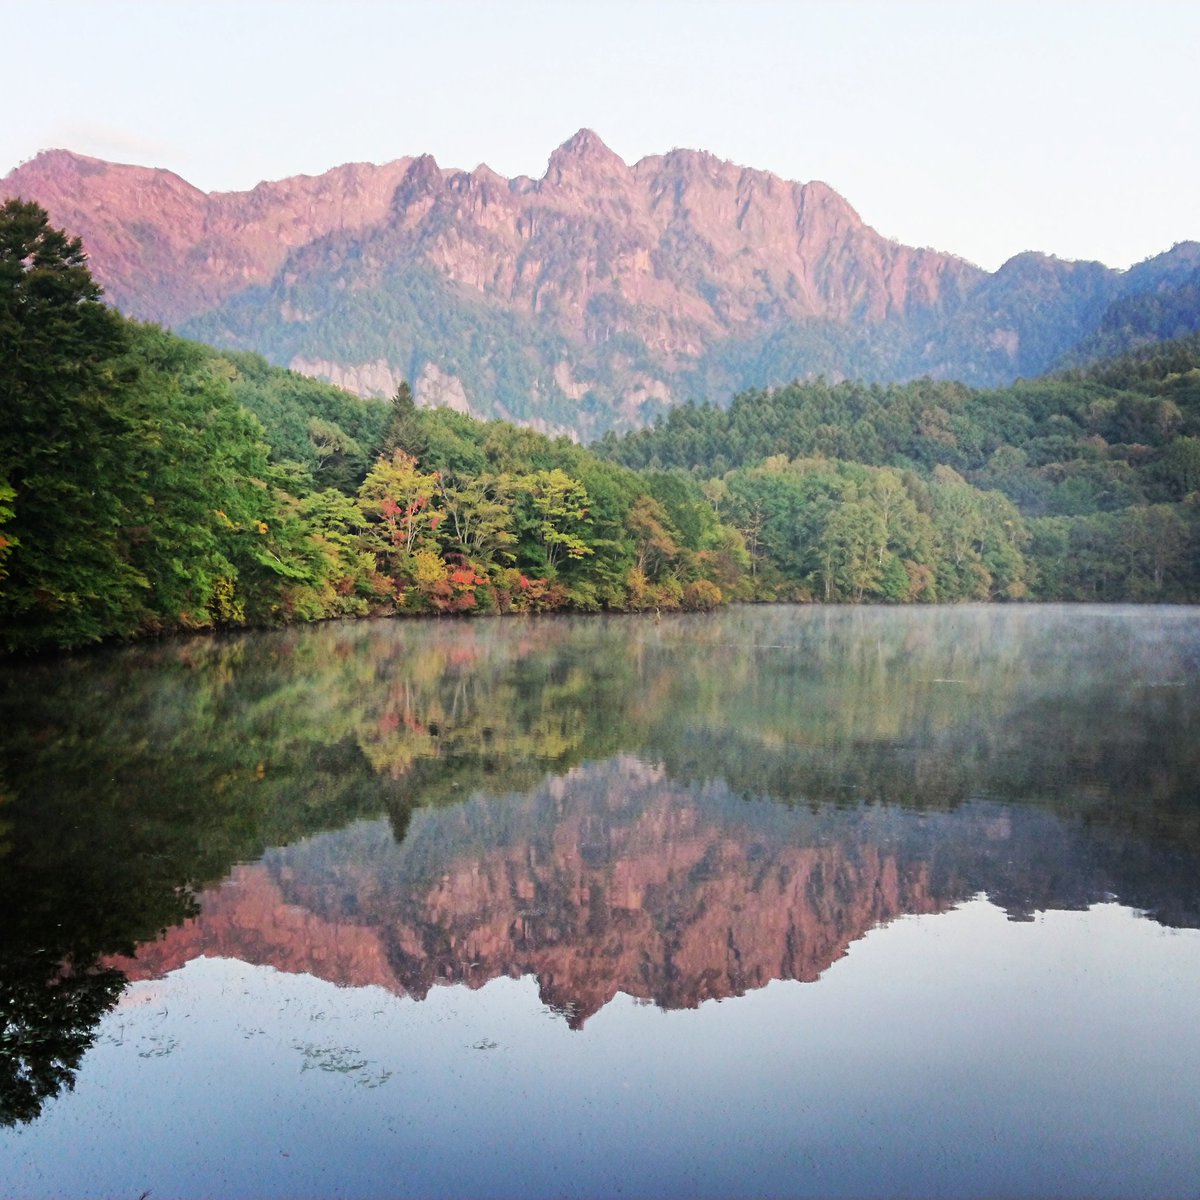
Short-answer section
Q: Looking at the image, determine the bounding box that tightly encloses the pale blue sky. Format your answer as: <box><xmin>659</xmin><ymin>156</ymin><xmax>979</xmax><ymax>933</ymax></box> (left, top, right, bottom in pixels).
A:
<box><xmin>3</xmin><ymin>0</ymin><xmax>1197</xmax><ymax>270</ymax></box>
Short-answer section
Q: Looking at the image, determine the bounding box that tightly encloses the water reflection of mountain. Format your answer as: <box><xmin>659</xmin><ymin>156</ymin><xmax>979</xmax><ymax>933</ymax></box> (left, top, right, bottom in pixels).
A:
<box><xmin>4</xmin><ymin>605</ymin><xmax>1198</xmax><ymax>1122</ymax></box>
<box><xmin>116</xmin><ymin>754</ymin><xmax>1200</xmax><ymax>1028</ymax></box>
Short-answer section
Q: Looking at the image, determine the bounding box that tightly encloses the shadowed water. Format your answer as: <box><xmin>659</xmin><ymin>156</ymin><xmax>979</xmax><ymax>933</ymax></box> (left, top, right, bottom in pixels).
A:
<box><xmin>1</xmin><ymin>605</ymin><xmax>1198</xmax><ymax>1197</ymax></box>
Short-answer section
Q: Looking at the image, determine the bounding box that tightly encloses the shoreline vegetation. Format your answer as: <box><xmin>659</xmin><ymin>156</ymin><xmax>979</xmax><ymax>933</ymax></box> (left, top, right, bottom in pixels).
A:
<box><xmin>2</xmin><ymin>201</ymin><xmax>1198</xmax><ymax>656</ymax></box>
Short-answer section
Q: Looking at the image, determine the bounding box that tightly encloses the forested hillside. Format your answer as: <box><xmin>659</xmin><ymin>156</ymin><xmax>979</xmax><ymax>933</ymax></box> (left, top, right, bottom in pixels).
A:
<box><xmin>599</xmin><ymin>337</ymin><xmax>1200</xmax><ymax>602</ymax></box>
<box><xmin>3</xmin><ymin>202</ymin><xmax>1196</xmax><ymax>656</ymax></box>
<box><xmin>0</xmin><ymin>202</ymin><xmax>750</xmax><ymax>653</ymax></box>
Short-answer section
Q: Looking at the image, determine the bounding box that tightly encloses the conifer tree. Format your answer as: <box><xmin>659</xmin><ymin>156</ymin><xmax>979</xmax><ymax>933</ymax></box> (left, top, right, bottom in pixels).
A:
<box><xmin>0</xmin><ymin>200</ymin><xmax>141</xmax><ymax>650</ymax></box>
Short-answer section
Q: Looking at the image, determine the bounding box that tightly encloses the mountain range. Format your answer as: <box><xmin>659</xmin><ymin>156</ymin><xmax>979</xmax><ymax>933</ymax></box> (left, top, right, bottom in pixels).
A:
<box><xmin>6</xmin><ymin>130</ymin><xmax>1200</xmax><ymax>438</ymax></box>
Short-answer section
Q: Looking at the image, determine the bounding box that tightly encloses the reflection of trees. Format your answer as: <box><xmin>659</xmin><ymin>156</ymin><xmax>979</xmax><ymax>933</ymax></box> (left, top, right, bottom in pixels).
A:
<box><xmin>353</xmin><ymin>621</ymin><xmax>639</xmax><ymax>789</ymax></box>
<box><xmin>0</xmin><ymin>754</ymin><xmax>194</xmax><ymax>1125</ymax></box>
<box><xmin>0</xmin><ymin>617</ymin><xmax>644</xmax><ymax>1123</ymax></box>
<box><xmin>13</xmin><ymin>606</ymin><xmax>1194</xmax><ymax>848</ymax></box>
<box><xmin>0</xmin><ymin>749</ymin><xmax>190</xmax><ymax>1125</ymax></box>
<box><xmin>0</xmin><ymin>951</ymin><xmax>125</xmax><ymax>1127</ymax></box>
<box><xmin>0</xmin><ymin>635</ymin><xmax>390</xmax><ymax>1126</ymax></box>
<box><xmin>1</xmin><ymin>605</ymin><xmax>1198</xmax><ymax>1116</ymax></box>
<box><xmin>634</xmin><ymin>606</ymin><xmax>1200</xmax><ymax>823</ymax></box>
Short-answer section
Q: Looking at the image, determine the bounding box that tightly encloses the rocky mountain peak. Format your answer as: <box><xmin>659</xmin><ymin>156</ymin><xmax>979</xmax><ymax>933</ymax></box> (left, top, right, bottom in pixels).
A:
<box><xmin>6</xmin><ymin>147</ymin><xmax>206</xmax><ymax>204</ymax></box>
<box><xmin>542</xmin><ymin>127</ymin><xmax>630</xmax><ymax>189</ymax></box>
<box><xmin>396</xmin><ymin>153</ymin><xmax>444</xmax><ymax>196</ymax></box>
<box><xmin>11</xmin><ymin>147</ymin><xmax>105</xmax><ymax>178</ymax></box>
<box><xmin>4</xmin><ymin>130</ymin><xmax>1166</xmax><ymax>438</ymax></box>
<box><xmin>554</xmin><ymin>126</ymin><xmax>618</xmax><ymax>161</ymax></box>
<box><xmin>796</xmin><ymin>179</ymin><xmax>863</xmax><ymax>225</ymax></box>
<box><xmin>470</xmin><ymin>163</ymin><xmax>507</xmax><ymax>188</ymax></box>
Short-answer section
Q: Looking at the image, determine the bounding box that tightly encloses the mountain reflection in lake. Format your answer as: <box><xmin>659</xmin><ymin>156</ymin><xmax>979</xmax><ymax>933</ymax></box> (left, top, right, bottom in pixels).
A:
<box><xmin>2</xmin><ymin>605</ymin><xmax>1198</xmax><ymax>1198</ymax></box>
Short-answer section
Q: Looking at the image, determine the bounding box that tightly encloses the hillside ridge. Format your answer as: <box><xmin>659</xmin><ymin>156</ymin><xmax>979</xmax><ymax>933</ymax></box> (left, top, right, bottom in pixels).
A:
<box><xmin>5</xmin><ymin>134</ymin><xmax>1197</xmax><ymax>436</ymax></box>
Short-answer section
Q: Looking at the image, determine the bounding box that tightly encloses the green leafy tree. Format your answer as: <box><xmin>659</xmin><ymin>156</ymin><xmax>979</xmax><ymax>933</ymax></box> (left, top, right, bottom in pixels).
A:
<box><xmin>117</xmin><ymin>324</ymin><xmax>290</xmax><ymax>630</ymax></box>
<box><xmin>434</xmin><ymin>472</ymin><xmax>518</xmax><ymax>566</ymax></box>
<box><xmin>1161</xmin><ymin>436</ymin><xmax>1200</xmax><ymax>499</ymax></box>
<box><xmin>1116</xmin><ymin>505</ymin><xmax>1188</xmax><ymax>597</ymax></box>
<box><xmin>818</xmin><ymin>502</ymin><xmax>887</xmax><ymax>601</ymax></box>
<box><xmin>515</xmin><ymin>469</ymin><xmax>594</xmax><ymax>574</ymax></box>
<box><xmin>0</xmin><ymin>200</ymin><xmax>142</xmax><ymax>650</ymax></box>
<box><xmin>306</xmin><ymin>415</ymin><xmax>365</xmax><ymax>490</ymax></box>
<box><xmin>626</xmin><ymin>495</ymin><xmax>681</xmax><ymax>582</ymax></box>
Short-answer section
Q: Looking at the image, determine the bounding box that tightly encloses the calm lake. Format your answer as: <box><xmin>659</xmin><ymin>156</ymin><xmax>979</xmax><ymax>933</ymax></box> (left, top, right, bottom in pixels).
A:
<box><xmin>2</xmin><ymin>604</ymin><xmax>1198</xmax><ymax>1199</ymax></box>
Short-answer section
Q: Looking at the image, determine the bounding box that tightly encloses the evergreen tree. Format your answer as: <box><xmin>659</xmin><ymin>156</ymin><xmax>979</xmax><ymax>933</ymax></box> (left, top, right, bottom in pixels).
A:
<box><xmin>0</xmin><ymin>200</ymin><xmax>142</xmax><ymax>649</ymax></box>
<box><xmin>379</xmin><ymin>380</ymin><xmax>429</xmax><ymax>461</ymax></box>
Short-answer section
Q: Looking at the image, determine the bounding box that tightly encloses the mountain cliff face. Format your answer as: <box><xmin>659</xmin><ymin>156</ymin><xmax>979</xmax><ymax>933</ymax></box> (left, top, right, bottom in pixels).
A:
<box><xmin>2</xmin><ymin>149</ymin><xmax>415</xmax><ymax>327</ymax></box>
<box><xmin>5</xmin><ymin>133</ymin><xmax>1197</xmax><ymax>436</ymax></box>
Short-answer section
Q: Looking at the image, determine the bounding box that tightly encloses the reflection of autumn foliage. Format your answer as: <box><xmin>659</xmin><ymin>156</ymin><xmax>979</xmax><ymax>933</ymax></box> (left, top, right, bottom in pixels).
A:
<box><xmin>319</xmin><ymin>620</ymin><xmax>639</xmax><ymax>787</ymax></box>
<box><xmin>356</xmin><ymin>652</ymin><xmax>594</xmax><ymax>781</ymax></box>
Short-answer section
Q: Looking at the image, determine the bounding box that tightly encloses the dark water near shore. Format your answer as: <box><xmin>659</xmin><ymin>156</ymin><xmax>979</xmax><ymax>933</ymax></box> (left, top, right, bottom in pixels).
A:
<box><xmin>2</xmin><ymin>605</ymin><xmax>1198</xmax><ymax>1198</ymax></box>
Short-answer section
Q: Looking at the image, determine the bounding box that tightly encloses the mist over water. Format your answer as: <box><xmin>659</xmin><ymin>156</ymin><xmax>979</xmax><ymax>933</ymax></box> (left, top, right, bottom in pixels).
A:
<box><xmin>2</xmin><ymin>605</ymin><xmax>1198</xmax><ymax>1197</ymax></box>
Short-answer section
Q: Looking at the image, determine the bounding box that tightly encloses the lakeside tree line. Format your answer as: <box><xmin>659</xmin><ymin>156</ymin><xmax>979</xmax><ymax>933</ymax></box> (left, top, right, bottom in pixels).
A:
<box><xmin>0</xmin><ymin>202</ymin><xmax>746</xmax><ymax>653</ymax></box>
<box><xmin>599</xmin><ymin>341</ymin><xmax>1200</xmax><ymax>602</ymax></box>
<box><xmin>2</xmin><ymin>201</ymin><xmax>1197</xmax><ymax>654</ymax></box>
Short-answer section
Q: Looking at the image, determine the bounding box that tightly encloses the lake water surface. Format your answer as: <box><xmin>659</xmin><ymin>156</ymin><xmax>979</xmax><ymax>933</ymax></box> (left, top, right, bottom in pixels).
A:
<box><xmin>2</xmin><ymin>605</ymin><xmax>1198</xmax><ymax>1198</ymax></box>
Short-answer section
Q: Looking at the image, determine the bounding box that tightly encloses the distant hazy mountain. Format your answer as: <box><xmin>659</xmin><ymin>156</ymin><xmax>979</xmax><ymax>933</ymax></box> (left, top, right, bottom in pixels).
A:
<box><xmin>5</xmin><ymin>132</ymin><xmax>1197</xmax><ymax>437</ymax></box>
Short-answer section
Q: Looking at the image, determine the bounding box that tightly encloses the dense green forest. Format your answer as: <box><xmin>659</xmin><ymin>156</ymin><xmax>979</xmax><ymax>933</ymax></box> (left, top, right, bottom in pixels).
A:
<box><xmin>598</xmin><ymin>338</ymin><xmax>1200</xmax><ymax>602</ymax></box>
<box><xmin>2</xmin><ymin>201</ymin><xmax>1197</xmax><ymax>654</ymax></box>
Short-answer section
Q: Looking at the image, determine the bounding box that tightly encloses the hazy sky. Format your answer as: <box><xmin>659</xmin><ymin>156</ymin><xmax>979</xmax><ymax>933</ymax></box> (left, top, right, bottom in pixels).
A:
<box><xmin>3</xmin><ymin>0</ymin><xmax>1197</xmax><ymax>271</ymax></box>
